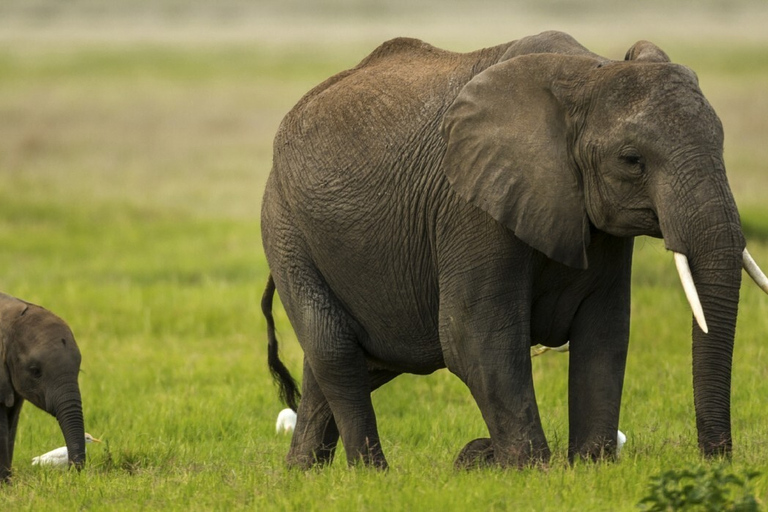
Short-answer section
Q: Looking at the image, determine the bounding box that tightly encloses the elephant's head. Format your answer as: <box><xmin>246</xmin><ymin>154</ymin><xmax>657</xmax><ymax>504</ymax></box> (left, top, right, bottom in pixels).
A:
<box><xmin>441</xmin><ymin>40</ymin><xmax>768</xmax><ymax>456</ymax></box>
<box><xmin>0</xmin><ymin>293</ymin><xmax>85</xmax><ymax>481</ymax></box>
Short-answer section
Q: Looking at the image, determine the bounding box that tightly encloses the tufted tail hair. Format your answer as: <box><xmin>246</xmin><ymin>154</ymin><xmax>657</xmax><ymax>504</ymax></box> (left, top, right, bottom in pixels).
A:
<box><xmin>262</xmin><ymin>274</ymin><xmax>300</xmax><ymax>411</ymax></box>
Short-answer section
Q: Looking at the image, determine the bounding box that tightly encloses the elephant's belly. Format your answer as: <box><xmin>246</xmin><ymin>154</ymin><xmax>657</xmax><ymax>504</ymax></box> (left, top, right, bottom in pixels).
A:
<box><xmin>362</xmin><ymin>334</ymin><xmax>446</xmax><ymax>375</ymax></box>
<box><xmin>318</xmin><ymin>264</ymin><xmax>445</xmax><ymax>374</ymax></box>
<box><xmin>530</xmin><ymin>291</ymin><xmax>582</xmax><ymax>347</ymax></box>
<box><xmin>304</xmin><ymin>220</ymin><xmax>444</xmax><ymax>372</ymax></box>
<box><xmin>342</xmin><ymin>295</ymin><xmax>446</xmax><ymax>375</ymax></box>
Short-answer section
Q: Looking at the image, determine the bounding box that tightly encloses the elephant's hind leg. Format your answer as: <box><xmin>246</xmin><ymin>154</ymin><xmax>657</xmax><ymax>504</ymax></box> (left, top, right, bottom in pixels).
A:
<box><xmin>278</xmin><ymin>273</ymin><xmax>388</xmax><ymax>469</ymax></box>
<box><xmin>289</xmin><ymin>365</ymin><xmax>400</xmax><ymax>469</ymax></box>
<box><xmin>287</xmin><ymin>359</ymin><xmax>340</xmax><ymax>469</ymax></box>
<box><xmin>437</xmin><ymin>221</ymin><xmax>550</xmax><ymax>468</ymax></box>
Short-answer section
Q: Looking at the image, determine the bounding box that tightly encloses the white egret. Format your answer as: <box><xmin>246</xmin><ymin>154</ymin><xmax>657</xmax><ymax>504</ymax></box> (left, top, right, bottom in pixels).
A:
<box><xmin>276</xmin><ymin>408</ymin><xmax>297</xmax><ymax>434</ymax></box>
<box><xmin>530</xmin><ymin>341</ymin><xmax>570</xmax><ymax>357</ymax></box>
<box><xmin>32</xmin><ymin>433</ymin><xmax>101</xmax><ymax>467</ymax></box>
<box><xmin>617</xmin><ymin>430</ymin><xmax>626</xmax><ymax>455</ymax></box>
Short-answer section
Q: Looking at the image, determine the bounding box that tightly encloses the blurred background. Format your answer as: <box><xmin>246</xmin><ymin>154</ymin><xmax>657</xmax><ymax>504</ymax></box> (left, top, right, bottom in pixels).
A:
<box><xmin>2</xmin><ymin>0</ymin><xmax>768</xmax><ymax>46</ymax></box>
<box><xmin>1</xmin><ymin>0</ymin><xmax>767</xmax><ymax>221</ymax></box>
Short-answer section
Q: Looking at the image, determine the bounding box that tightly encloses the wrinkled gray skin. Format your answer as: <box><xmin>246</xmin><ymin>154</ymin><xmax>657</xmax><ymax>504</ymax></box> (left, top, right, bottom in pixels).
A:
<box><xmin>261</xmin><ymin>31</ymin><xmax>745</xmax><ymax>469</ymax></box>
<box><xmin>0</xmin><ymin>293</ymin><xmax>85</xmax><ymax>482</ymax></box>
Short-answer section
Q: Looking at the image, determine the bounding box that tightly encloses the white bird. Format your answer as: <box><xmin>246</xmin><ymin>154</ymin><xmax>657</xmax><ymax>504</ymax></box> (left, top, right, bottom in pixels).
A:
<box><xmin>530</xmin><ymin>341</ymin><xmax>570</xmax><ymax>357</ymax></box>
<box><xmin>276</xmin><ymin>408</ymin><xmax>297</xmax><ymax>434</ymax></box>
<box><xmin>32</xmin><ymin>433</ymin><xmax>101</xmax><ymax>467</ymax></box>
<box><xmin>617</xmin><ymin>430</ymin><xmax>627</xmax><ymax>455</ymax></box>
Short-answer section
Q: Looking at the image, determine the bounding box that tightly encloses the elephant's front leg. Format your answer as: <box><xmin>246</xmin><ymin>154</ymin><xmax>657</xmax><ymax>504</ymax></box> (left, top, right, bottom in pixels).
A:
<box><xmin>567</xmin><ymin>236</ymin><xmax>633</xmax><ymax>461</ymax></box>
<box><xmin>0</xmin><ymin>401</ymin><xmax>21</xmax><ymax>482</ymax></box>
<box><xmin>0</xmin><ymin>407</ymin><xmax>12</xmax><ymax>482</ymax></box>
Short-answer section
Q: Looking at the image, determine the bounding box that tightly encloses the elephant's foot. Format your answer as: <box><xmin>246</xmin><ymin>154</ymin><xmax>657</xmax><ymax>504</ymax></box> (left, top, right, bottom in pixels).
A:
<box><xmin>454</xmin><ymin>438</ymin><xmax>494</xmax><ymax>469</ymax></box>
<box><xmin>286</xmin><ymin>443</ymin><xmax>337</xmax><ymax>470</ymax></box>
<box><xmin>569</xmin><ymin>441</ymin><xmax>618</xmax><ymax>463</ymax></box>
<box><xmin>455</xmin><ymin>438</ymin><xmax>550</xmax><ymax>470</ymax></box>
<box><xmin>346</xmin><ymin>437</ymin><xmax>388</xmax><ymax>470</ymax></box>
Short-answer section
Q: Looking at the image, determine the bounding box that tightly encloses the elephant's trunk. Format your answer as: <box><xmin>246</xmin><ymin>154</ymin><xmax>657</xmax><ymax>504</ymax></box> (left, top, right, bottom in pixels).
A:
<box><xmin>53</xmin><ymin>388</ymin><xmax>86</xmax><ymax>469</ymax></box>
<box><xmin>689</xmin><ymin>241</ymin><xmax>742</xmax><ymax>456</ymax></box>
<box><xmin>659</xmin><ymin>164</ymin><xmax>745</xmax><ymax>456</ymax></box>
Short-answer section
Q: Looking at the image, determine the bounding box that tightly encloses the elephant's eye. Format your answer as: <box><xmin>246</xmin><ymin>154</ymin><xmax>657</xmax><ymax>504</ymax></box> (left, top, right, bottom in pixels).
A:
<box><xmin>619</xmin><ymin>149</ymin><xmax>645</xmax><ymax>169</ymax></box>
<box><xmin>29</xmin><ymin>366</ymin><xmax>42</xmax><ymax>379</ymax></box>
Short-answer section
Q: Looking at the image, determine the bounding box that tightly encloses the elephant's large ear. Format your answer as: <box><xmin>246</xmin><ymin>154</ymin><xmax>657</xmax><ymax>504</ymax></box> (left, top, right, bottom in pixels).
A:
<box><xmin>441</xmin><ymin>53</ymin><xmax>599</xmax><ymax>269</ymax></box>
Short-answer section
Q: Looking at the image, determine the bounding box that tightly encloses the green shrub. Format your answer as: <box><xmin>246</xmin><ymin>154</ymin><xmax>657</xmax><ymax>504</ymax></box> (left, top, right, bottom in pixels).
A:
<box><xmin>638</xmin><ymin>465</ymin><xmax>762</xmax><ymax>511</ymax></box>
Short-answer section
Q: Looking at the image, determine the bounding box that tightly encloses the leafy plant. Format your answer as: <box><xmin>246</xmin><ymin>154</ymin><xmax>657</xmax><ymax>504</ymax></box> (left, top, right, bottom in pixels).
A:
<box><xmin>638</xmin><ymin>465</ymin><xmax>762</xmax><ymax>511</ymax></box>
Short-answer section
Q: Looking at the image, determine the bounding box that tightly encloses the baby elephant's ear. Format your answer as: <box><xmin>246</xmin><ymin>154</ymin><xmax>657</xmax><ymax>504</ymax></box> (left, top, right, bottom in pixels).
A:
<box><xmin>441</xmin><ymin>53</ymin><xmax>598</xmax><ymax>269</ymax></box>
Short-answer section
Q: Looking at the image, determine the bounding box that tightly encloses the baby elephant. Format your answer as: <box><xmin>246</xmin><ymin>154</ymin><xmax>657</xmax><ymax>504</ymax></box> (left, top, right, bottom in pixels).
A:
<box><xmin>0</xmin><ymin>292</ymin><xmax>86</xmax><ymax>482</ymax></box>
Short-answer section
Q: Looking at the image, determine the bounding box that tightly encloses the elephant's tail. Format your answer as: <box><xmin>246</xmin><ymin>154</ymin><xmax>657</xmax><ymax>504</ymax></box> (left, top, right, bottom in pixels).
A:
<box><xmin>262</xmin><ymin>274</ymin><xmax>301</xmax><ymax>412</ymax></box>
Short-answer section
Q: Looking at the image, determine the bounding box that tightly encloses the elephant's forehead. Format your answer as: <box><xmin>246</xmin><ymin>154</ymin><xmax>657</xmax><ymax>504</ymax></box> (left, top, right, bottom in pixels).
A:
<box><xmin>595</xmin><ymin>62</ymin><xmax>700</xmax><ymax>105</ymax></box>
<box><xmin>17</xmin><ymin>309</ymin><xmax>75</xmax><ymax>342</ymax></box>
<box><xmin>590</xmin><ymin>64</ymin><xmax>721</xmax><ymax>140</ymax></box>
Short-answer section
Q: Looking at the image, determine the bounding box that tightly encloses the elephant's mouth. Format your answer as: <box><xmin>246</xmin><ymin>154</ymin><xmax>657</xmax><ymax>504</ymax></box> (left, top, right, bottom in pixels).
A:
<box><xmin>649</xmin><ymin>209</ymin><xmax>661</xmax><ymax>235</ymax></box>
<box><xmin>641</xmin><ymin>208</ymin><xmax>662</xmax><ymax>238</ymax></box>
<box><xmin>596</xmin><ymin>207</ymin><xmax>661</xmax><ymax>238</ymax></box>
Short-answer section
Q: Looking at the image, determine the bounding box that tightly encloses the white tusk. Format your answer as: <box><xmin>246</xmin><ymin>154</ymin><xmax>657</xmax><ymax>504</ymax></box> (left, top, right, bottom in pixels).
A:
<box><xmin>674</xmin><ymin>252</ymin><xmax>709</xmax><ymax>334</ymax></box>
<box><xmin>743</xmin><ymin>248</ymin><xmax>768</xmax><ymax>294</ymax></box>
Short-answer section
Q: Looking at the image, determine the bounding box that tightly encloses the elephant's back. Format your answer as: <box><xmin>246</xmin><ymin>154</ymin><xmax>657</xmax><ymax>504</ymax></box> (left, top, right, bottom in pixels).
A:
<box><xmin>274</xmin><ymin>40</ymin><xmax>506</xmax><ymax>168</ymax></box>
<box><xmin>283</xmin><ymin>37</ymin><xmax>505</xmax><ymax>128</ymax></box>
<box><xmin>270</xmin><ymin>38</ymin><xmax>508</xmax><ymax>221</ymax></box>
<box><xmin>262</xmin><ymin>39</ymin><xmax>508</xmax><ymax>367</ymax></box>
<box><xmin>269</xmin><ymin>39</ymin><xmax>496</xmax><ymax>240</ymax></box>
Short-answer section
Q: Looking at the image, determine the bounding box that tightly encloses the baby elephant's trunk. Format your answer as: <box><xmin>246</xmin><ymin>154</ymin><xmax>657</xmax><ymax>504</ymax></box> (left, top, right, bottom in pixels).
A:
<box><xmin>54</xmin><ymin>389</ymin><xmax>86</xmax><ymax>468</ymax></box>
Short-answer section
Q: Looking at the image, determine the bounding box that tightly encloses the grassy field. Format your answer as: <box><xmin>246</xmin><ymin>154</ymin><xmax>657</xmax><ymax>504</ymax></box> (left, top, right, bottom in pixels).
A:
<box><xmin>1</xmin><ymin>4</ymin><xmax>768</xmax><ymax>510</ymax></box>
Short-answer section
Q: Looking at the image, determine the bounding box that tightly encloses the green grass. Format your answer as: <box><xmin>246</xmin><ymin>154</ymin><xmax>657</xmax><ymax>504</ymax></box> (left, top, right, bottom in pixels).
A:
<box><xmin>1</xmin><ymin>19</ymin><xmax>768</xmax><ymax>510</ymax></box>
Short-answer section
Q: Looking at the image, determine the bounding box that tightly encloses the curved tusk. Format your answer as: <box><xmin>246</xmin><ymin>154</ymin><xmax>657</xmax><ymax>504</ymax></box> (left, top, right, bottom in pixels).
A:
<box><xmin>673</xmin><ymin>252</ymin><xmax>709</xmax><ymax>334</ymax></box>
<box><xmin>743</xmin><ymin>248</ymin><xmax>768</xmax><ymax>294</ymax></box>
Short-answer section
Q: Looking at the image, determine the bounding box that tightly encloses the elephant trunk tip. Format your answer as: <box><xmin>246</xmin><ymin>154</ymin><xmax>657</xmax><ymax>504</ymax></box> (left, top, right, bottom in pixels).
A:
<box><xmin>55</xmin><ymin>398</ymin><xmax>87</xmax><ymax>472</ymax></box>
<box><xmin>66</xmin><ymin>440</ymin><xmax>87</xmax><ymax>469</ymax></box>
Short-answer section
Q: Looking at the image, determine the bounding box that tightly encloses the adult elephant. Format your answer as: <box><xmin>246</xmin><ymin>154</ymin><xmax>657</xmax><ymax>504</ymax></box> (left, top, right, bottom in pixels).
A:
<box><xmin>261</xmin><ymin>31</ymin><xmax>768</xmax><ymax>469</ymax></box>
<box><xmin>0</xmin><ymin>293</ymin><xmax>86</xmax><ymax>481</ymax></box>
